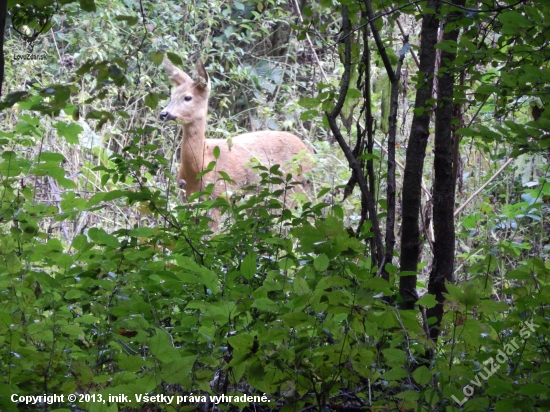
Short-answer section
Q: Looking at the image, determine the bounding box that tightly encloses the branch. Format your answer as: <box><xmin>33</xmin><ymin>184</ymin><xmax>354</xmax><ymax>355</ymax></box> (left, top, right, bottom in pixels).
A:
<box><xmin>349</xmin><ymin>0</ymin><xmax>424</xmax><ymax>42</ymax></box>
<box><xmin>454</xmin><ymin>158</ymin><xmax>514</xmax><ymax>216</ymax></box>
<box><xmin>292</xmin><ymin>0</ymin><xmax>329</xmax><ymax>83</ymax></box>
<box><xmin>293</xmin><ymin>0</ymin><xmax>431</xmax><ymax>201</ymax></box>
<box><xmin>365</xmin><ymin>0</ymin><xmax>395</xmax><ymax>81</ymax></box>
<box><xmin>325</xmin><ymin>6</ymin><xmax>384</xmax><ymax>266</ymax></box>
<box><xmin>395</xmin><ymin>16</ymin><xmax>420</xmax><ymax>68</ymax></box>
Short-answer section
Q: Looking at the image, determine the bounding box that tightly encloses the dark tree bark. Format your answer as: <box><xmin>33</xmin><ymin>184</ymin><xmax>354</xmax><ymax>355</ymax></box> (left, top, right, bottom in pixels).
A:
<box><xmin>358</xmin><ymin>16</ymin><xmax>375</xmax><ymax>257</ymax></box>
<box><xmin>398</xmin><ymin>0</ymin><xmax>441</xmax><ymax>309</ymax></box>
<box><xmin>0</xmin><ymin>0</ymin><xmax>7</xmax><ymax>96</ymax></box>
<box><xmin>325</xmin><ymin>5</ymin><xmax>384</xmax><ymax>267</ymax></box>
<box><xmin>427</xmin><ymin>0</ymin><xmax>466</xmax><ymax>340</ymax></box>
<box><xmin>365</xmin><ymin>0</ymin><xmax>405</xmax><ymax>281</ymax></box>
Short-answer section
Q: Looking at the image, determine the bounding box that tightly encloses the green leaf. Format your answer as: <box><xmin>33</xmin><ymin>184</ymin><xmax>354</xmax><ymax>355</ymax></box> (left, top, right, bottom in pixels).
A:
<box><xmin>278</xmin><ymin>258</ymin><xmax>295</xmax><ymax>271</ymax></box>
<box><xmin>166</xmin><ymin>52</ymin><xmax>183</xmax><ymax>67</ymax></box>
<box><xmin>87</xmin><ymin>190</ymin><xmax>127</xmax><ymax>206</ymax></box>
<box><xmin>65</xmin><ymin>290</ymin><xmax>83</xmax><ymax>300</ymax></box>
<box><xmin>314</xmin><ymin>254</ymin><xmax>329</xmax><ymax>271</ymax></box>
<box><xmin>213</xmin><ymin>145</ymin><xmax>220</xmax><ymax>160</ymax></box>
<box><xmin>346</xmin><ymin>88</ymin><xmax>362</xmax><ymax>99</ymax></box>
<box><xmin>517</xmin><ymin>383</ymin><xmax>549</xmax><ymax>396</ymax></box>
<box><xmin>300</xmin><ymin>109</ymin><xmax>318</xmax><ymax>121</ymax></box>
<box><xmin>55</xmin><ymin>121</ymin><xmax>83</xmax><ymax>144</ymax></box>
<box><xmin>160</xmin><ymin>355</ymin><xmax>197</xmax><ymax>384</ymax></box>
<box><xmin>227</xmin><ymin>333</ymin><xmax>254</xmax><ymax>350</ymax></box>
<box><xmin>417</xmin><ymin>293</ymin><xmax>437</xmax><ymax>309</ymax></box>
<box><xmin>115</xmin><ymin>15</ymin><xmax>139</xmax><ymax>25</ymax></box>
<box><xmin>144</xmin><ymin>93</ymin><xmax>159</xmax><ymax>109</ymax></box>
<box><xmin>251</xmin><ymin>298</ymin><xmax>279</xmax><ymax>312</ymax></box>
<box><xmin>87</xmin><ymin>227</ymin><xmax>120</xmax><ymax>248</ymax></box>
<box><xmin>39</xmin><ymin>152</ymin><xmax>65</xmax><ymax>162</ymax></box>
<box><xmin>382</xmin><ymin>348</ymin><xmax>407</xmax><ymax>366</ymax></box>
<box><xmin>60</xmin><ymin>325</ymin><xmax>84</xmax><ymax>337</ymax></box>
<box><xmin>128</xmin><ymin>227</ymin><xmax>155</xmax><ymax>237</ymax></box>
<box><xmin>5</xmin><ymin>253</ymin><xmax>22</xmax><ymax>273</ymax></box>
<box><xmin>174</xmin><ymin>255</ymin><xmax>218</xmax><ymax>293</ymax></box>
<box><xmin>485</xmin><ymin>377</ymin><xmax>513</xmax><ymax>396</ymax></box>
<box><xmin>241</xmin><ymin>253</ymin><xmax>257</xmax><ymax>280</ymax></box>
<box><xmin>79</xmin><ymin>0</ymin><xmax>96</xmax><ymax>12</ymax></box>
<box><xmin>382</xmin><ymin>367</ymin><xmax>409</xmax><ymax>381</ymax></box>
<box><xmin>412</xmin><ymin>365</ymin><xmax>431</xmax><ymax>385</ymax></box>
<box><xmin>148</xmin><ymin>332</ymin><xmax>180</xmax><ymax>363</ymax></box>
<box><xmin>298</xmin><ymin>97</ymin><xmax>320</xmax><ymax>109</ymax></box>
<box><xmin>150</xmin><ymin>51</ymin><xmax>164</xmax><ymax>66</ymax></box>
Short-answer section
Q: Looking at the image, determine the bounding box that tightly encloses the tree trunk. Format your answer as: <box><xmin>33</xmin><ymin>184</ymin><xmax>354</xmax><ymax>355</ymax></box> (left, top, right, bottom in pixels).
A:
<box><xmin>398</xmin><ymin>0</ymin><xmax>440</xmax><ymax>309</ymax></box>
<box><xmin>364</xmin><ymin>0</ymin><xmax>405</xmax><ymax>281</ymax></box>
<box><xmin>427</xmin><ymin>0</ymin><xmax>466</xmax><ymax>340</ymax></box>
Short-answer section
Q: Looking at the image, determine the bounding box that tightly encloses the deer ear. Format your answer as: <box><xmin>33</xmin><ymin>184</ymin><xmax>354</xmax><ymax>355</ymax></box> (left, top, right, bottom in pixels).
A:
<box><xmin>194</xmin><ymin>59</ymin><xmax>210</xmax><ymax>90</ymax></box>
<box><xmin>163</xmin><ymin>58</ymin><xmax>191</xmax><ymax>87</ymax></box>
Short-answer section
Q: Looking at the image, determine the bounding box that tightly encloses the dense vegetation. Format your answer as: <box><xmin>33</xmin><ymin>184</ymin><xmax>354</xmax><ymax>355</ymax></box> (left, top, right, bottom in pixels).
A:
<box><xmin>0</xmin><ymin>0</ymin><xmax>549</xmax><ymax>411</ymax></box>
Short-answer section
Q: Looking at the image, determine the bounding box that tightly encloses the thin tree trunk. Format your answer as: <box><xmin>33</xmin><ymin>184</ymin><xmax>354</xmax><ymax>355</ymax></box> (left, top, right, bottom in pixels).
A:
<box><xmin>364</xmin><ymin>0</ymin><xmax>406</xmax><ymax>281</ymax></box>
<box><xmin>326</xmin><ymin>5</ymin><xmax>384</xmax><ymax>267</ymax></box>
<box><xmin>398</xmin><ymin>0</ymin><xmax>440</xmax><ymax>309</ymax></box>
<box><xmin>428</xmin><ymin>0</ymin><xmax>466</xmax><ymax>340</ymax></box>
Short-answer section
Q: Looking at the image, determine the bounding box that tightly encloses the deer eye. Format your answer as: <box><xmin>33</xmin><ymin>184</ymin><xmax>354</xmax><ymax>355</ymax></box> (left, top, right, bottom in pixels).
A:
<box><xmin>183</xmin><ymin>96</ymin><xmax>192</xmax><ymax>102</ymax></box>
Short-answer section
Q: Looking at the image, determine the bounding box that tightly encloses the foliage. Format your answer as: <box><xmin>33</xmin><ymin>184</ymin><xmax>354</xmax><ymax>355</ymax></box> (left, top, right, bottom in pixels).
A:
<box><xmin>1</xmin><ymin>0</ymin><xmax>550</xmax><ymax>411</ymax></box>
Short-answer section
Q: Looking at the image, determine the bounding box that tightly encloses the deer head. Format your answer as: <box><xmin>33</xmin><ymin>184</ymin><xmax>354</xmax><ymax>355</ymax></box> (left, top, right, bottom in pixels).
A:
<box><xmin>159</xmin><ymin>59</ymin><xmax>210</xmax><ymax>123</ymax></box>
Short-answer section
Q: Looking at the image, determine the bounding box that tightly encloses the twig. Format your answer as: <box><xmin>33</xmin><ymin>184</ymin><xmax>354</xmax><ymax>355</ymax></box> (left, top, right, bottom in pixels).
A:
<box><xmin>47</xmin><ymin>177</ymin><xmax>71</xmax><ymax>242</ymax></box>
<box><xmin>50</xmin><ymin>27</ymin><xmax>62</xmax><ymax>62</ymax></box>
<box><xmin>291</xmin><ymin>0</ymin><xmax>329</xmax><ymax>82</ymax></box>
<box><xmin>395</xmin><ymin>17</ymin><xmax>420</xmax><ymax>68</ymax></box>
<box><xmin>454</xmin><ymin>158</ymin><xmax>514</xmax><ymax>216</ymax></box>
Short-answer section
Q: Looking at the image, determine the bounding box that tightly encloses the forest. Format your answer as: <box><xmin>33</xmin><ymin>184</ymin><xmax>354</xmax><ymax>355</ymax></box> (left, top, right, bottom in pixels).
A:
<box><xmin>0</xmin><ymin>0</ymin><xmax>549</xmax><ymax>411</ymax></box>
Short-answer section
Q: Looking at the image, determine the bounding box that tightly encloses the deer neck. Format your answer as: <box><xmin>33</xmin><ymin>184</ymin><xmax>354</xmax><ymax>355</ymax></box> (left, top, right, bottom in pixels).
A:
<box><xmin>180</xmin><ymin>120</ymin><xmax>207</xmax><ymax>192</ymax></box>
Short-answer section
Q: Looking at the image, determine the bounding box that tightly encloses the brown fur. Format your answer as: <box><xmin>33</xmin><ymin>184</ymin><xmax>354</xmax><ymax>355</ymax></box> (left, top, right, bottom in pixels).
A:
<box><xmin>160</xmin><ymin>59</ymin><xmax>311</xmax><ymax>227</ymax></box>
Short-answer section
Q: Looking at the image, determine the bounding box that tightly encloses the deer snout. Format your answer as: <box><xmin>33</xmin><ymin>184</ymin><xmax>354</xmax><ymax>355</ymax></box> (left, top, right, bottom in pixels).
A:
<box><xmin>159</xmin><ymin>111</ymin><xmax>176</xmax><ymax>121</ymax></box>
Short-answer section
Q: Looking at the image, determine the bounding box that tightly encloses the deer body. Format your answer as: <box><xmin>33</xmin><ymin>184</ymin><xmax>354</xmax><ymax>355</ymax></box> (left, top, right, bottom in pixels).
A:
<box><xmin>160</xmin><ymin>59</ymin><xmax>311</xmax><ymax>225</ymax></box>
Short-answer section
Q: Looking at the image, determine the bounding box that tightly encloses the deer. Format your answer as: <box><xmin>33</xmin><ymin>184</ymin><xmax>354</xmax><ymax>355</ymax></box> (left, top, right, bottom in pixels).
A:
<box><xmin>159</xmin><ymin>58</ymin><xmax>312</xmax><ymax>229</ymax></box>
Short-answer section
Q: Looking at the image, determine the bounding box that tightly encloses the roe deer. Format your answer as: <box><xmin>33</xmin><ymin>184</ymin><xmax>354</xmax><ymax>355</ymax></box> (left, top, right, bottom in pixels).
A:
<box><xmin>160</xmin><ymin>58</ymin><xmax>311</xmax><ymax>228</ymax></box>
